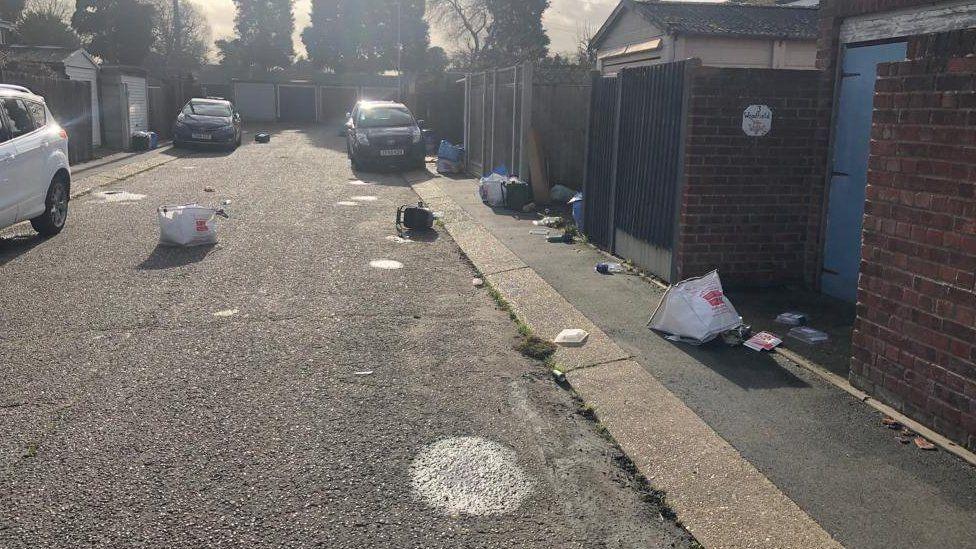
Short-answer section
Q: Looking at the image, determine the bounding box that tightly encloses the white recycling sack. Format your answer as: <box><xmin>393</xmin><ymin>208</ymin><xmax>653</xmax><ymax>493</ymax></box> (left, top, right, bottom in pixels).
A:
<box><xmin>157</xmin><ymin>204</ymin><xmax>219</xmax><ymax>247</ymax></box>
<box><xmin>648</xmin><ymin>271</ymin><xmax>742</xmax><ymax>344</ymax></box>
<box><xmin>478</xmin><ymin>173</ymin><xmax>506</xmax><ymax>207</ymax></box>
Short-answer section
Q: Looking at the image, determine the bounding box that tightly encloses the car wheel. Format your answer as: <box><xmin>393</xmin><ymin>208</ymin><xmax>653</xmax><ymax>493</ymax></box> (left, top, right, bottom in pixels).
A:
<box><xmin>351</xmin><ymin>155</ymin><xmax>363</xmax><ymax>171</ymax></box>
<box><xmin>31</xmin><ymin>173</ymin><xmax>69</xmax><ymax>237</ymax></box>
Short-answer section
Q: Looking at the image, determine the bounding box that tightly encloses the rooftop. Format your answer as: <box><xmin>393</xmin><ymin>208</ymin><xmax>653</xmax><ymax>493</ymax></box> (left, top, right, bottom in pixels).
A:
<box><xmin>628</xmin><ymin>0</ymin><xmax>818</xmax><ymax>41</ymax></box>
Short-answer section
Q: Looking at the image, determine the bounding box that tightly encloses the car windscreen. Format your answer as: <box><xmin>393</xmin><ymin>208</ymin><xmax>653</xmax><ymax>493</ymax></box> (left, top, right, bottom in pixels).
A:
<box><xmin>357</xmin><ymin>107</ymin><xmax>414</xmax><ymax>128</ymax></box>
<box><xmin>185</xmin><ymin>102</ymin><xmax>233</xmax><ymax>117</ymax></box>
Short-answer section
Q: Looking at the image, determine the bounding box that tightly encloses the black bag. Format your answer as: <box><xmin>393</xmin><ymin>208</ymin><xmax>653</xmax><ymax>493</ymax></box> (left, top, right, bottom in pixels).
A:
<box><xmin>397</xmin><ymin>202</ymin><xmax>434</xmax><ymax>232</ymax></box>
<box><xmin>255</xmin><ymin>131</ymin><xmax>271</xmax><ymax>143</ymax></box>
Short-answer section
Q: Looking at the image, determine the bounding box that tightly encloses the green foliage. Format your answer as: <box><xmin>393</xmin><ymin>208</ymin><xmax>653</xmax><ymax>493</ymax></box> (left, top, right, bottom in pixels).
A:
<box><xmin>301</xmin><ymin>0</ymin><xmax>429</xmax><ymax>73</ymax></box>
<box><xmin>0</xmin><ymin>0</ymin><xmax>26</xmax><ymax>21</ymax></box>
<box><xmin>483</xmin><ymin>0</ymin><xmax>549</xmax><ymax>66</ymax></box>
<box><xmin>217</xmin><ymin>0</ymin><xmax>295</xmax><ymax>72</ymax></box>
<box><xmin>147</xmin><ymin>0</ymin><xmax>212</xmax><ymax>72</ymax></box>
<box><xmin>14</xmin><ymin>3</ymin><xmax>80</xmax><ymax>49</ymax></box>
<box><xmin>72</xmin><ymin>0</ymin><xmax>156</xmax><ymax>65</ymax></box>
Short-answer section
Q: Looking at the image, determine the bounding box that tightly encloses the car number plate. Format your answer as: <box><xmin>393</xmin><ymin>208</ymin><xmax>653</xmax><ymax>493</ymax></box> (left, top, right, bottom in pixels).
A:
<box><xmin>192</xmin><ymin>133</ymin><xmax>212</xmax><ymax>140</ymax></box>
<box><xmin>380</xmin><ymin>149</ymin><xmax>404</xmax><ymax>157</ymax></box>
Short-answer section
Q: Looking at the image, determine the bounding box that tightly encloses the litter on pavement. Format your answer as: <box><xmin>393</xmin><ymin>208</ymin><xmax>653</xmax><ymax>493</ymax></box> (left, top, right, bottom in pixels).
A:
<box><xmin>914</xmin><ymin>437</ymin><xmax>937</xmax><ymax>451</ymax></box>
<box><xmin>396</xmin><ymin>202</ymin><xmax>435</xmax><ymax>233</ymax></box>
<box><xmin>595</xmin><ymin>262</ymin><xmax>625</xmax><ymax>274</ymax></box>
<box><xmin>788</xmin><ymin>326</ymin><xmax>829</xmax><ymax>344</ymax></box>
<box><xmin>213</xmin><ymin>309</ymin><xmax>239</xmax><ymax>318</ymax></box>
<box><xmin>158</xmin><ymin>204</ymin><xmax>227</xmax><ymax>247</ymax></box>
<box><xmin>555</xmin><ymin>329</ymin><xmax>589</xmax><ymax>346</ymax></box>
<box><xmin>436</xmin><ymin>140</ymin><xmax>465</xmax><ymax>175</ymax></box>
<box><xmin>776</xmin><ymin>312</ymin><xmax>809</xmax><ymax>326</ymax></box>
<box><xmin>744</xmin><ymin>331</ymin><xmax>782</xmax><ymax>352</ymax></box>
<box><xmin>255</xmin><ymin>131</ymin><xmax>271</xmax><ymax>143</ymax></box>
<box><xmin>533</xmin><ymin>216</ymin><xmax>562</xmax><ymax>227</ymax></box>
<box><xmin>354</xmin><ymin>370</ymin><xmax>374</xmax><ymax>376</ymax></box>
<box><xmin>204</xmin><ymin>186</ymin><xmax>215</xmax><ymax>192</ymax></box>
<box><xmin>648</xmin><ymin>271</ymin><xmax>742</xmax><ymax>345</ymax></box>
<box><xmin>472</xmin><ymin>278</ymin><xmax>484</xmax><ymax>287</ymax></box>
<box><xmin>529</xmin><ymin>228</ymin><xmax>550</xmax><ymax>236</ymax></box>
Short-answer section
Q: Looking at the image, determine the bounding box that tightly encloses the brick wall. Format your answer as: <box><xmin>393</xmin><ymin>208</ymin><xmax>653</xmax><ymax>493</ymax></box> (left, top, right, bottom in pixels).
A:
<box><xmin>853</xmin><ymin>43</ymin><xmax>976</xmax><ymax>450</ymax></box>
<box><xmin>675</xmin><ymin>67</ymin><xmax>822</xmax><ymax>286</ymax></box>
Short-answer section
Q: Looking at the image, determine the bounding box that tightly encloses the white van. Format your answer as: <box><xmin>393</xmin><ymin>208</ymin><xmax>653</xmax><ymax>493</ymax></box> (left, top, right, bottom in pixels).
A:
<box><xmin>0</xmin><ymin>84</ymin><xmax>71</xmax><ymax>236</ymax></box>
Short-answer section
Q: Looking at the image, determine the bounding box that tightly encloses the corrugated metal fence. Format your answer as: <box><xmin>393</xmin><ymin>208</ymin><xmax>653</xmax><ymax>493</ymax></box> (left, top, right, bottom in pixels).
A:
<box><xmin>583</xmin><ymin>61</ymin><xmax>692</xmax><ymax>282</ymax></box>
<box><xmin>0</xmin><ymin>70</ymin><xmax>93</xmax><ymax>164</ymax></box>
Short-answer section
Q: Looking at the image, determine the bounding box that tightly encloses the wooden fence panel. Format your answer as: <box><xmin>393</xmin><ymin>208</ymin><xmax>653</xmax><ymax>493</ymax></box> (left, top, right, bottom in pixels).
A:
<box><xmin>0</xmin><ymin>70</ymin><xmax>93</xmax><ymax>163</ymax></box>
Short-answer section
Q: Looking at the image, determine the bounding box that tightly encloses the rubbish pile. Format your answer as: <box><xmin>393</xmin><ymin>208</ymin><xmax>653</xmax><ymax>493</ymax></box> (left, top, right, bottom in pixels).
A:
<box><xmin>130</xmin><ymin>131</ymin><xmax>159</xmax><ymax>151</ymax></box>
<box><xmin>157</xmin><ymin>204</ymin><xmax>229</xmax><ymax>247</ymax></box>
<box><xmin>436</xmin><ymin>141</ymin><xmax>465</xmax><ymax>174</ymax></box>
<box><xmin>648</xmin><ymin>271</ymin><xmax>742</xmax><ymax>345</ymax></box>
<box><xmin>396</xmin><ymin>202</ymin><xmax>435</xmax><ymax>234</ymax></box>
<box><xmin>255</xmin><ymin>131</ymin><xmax>271</xmax><ymax>143</ymax></box>
<box><xmin>478</xmin><ymin>171</ymin><xmax>533</xmax><ymax>211</ymax></box>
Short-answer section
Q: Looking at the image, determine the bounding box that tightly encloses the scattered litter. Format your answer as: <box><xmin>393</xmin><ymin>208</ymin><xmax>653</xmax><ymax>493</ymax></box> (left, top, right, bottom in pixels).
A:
<box><xmin>914</xmin><ymin>437</ymin><xmax>937</xmax><ymax>451</ymax></box>
<box><xmin>522</xmin><ymin>202</ymin><xmax>536</xmax><ymax>213</ymax></box>
<box><xmin>896</xmin><ymin>433</ymin><xmax>913</xmax><ymax>444</ymax></box>
<box><xmin>555</xmin><ymin>329</ymin><xmax>589</xmax><ymax>346</ymax></box>
<box><xmin>529</xmin><ymin>228</ymin><xmax>550</xmax><ymax>236</ymax></box>
<box><xmin>882</xmin><ymin>417</ymin><xmax>903</xmax><ymax>430</ymax></box>
<box><xmin>354</xmin><ymin>370</ymin><xmax>374</xmax><ymax>376</ymax></box>
<box><xmin>788</xmin><ymin>326</ymin><xmax>829</xmax><ymax>345</ymax></box>
<box><xmin>348</xmin><ymin>180</ymin><xmax>371</xmax><ymax>186</ymax></box>
<box><xmin>158</xmin><ymin>204</ymin><xmax>225</xmax><ymax>247</ymax></box>
<box><xmin>595</xmin><ymin>262</ymin><xmax>625</xmax><ymax>274</ymax></box>
<box><xmin>351</xmin><ymin>195</ymin><xmax>378</xmax><ymax>202</ymax></box>
<box><xmin>478</xmin><ymin>173</ymin><xmax>507</xmax><ymax>207</ymax></box>
<box><xmin>204</xmin><ymin>186</ymin><xmax>215</xmax><ymax>193</ymax></box>
<box><xmin>396</xmin><ymin>202</ymin><xmax>434</xmax><ymax>233</ymax></box>
<box><xmin>549</xmin><ymin>184</ymin><xmax>576</xmax><ymax>204</ymax></box>
<box><xmin>504</xmin><ymin>179</ymin><xmax>533</xmax><ymax>211</ymax></box>
<box><xmin>744</xmin><ymin>331</ymin><xmax>782</xmax><ymax>351</ymax></box>
<box><xmin>472</xmin><ymin>278</ymin><xmax>484</xmax><ymax>287</ymax></box>
<box><xmin>551</xmin><ymin>368</ymin><xmax>566</xmax><ymax>383</ymax></box>
<box><xmin>91</xmin><ymin>190</ymin><xmax>146</xmax><ymax>203</ymax></box>
<box><xmin>569</xmin><ymin>192</ymin><xmax>584</xmax><ymax>231</ymax></box>
<box><xmin>213</xmin><ymin>309</ymin><xmax>239</xmax><ymax>318</ymax></box>
<box><xmin>533</xmin><ymin>216</ymin><xmax>561</xmax><ymax>227</ymax></box>
<box><xmin>436</xmin><ymin>141</ymin><xmax>466</xmax><ymax>175</ymax></box>
<box><xmin>386</xmin><ymin>235</ymin><xmax>412</xmax><ymax>243</ymax></box>
<box><xmin>721</xmin><ymin>325</ymin><xmax>753</xmax><ymax>347</ymax></box>
<box><xmin>648</xmin><ymin>271</ymin><xmax>742</xmax><ymax>345</ymax></box>
<box><xmin>255</xmin><ymin>131</ymin><xmax>271</xmax><ymax>143</ymax></box>
<box><xmin>336</xmin><ymin>201</ymin><xmax>360</xmax><ymax>207</ymax></box>
<box><xmin>776</xmin><ymin>312</ymin><xmax>809</xmax><ymax>326</ymax></box>
<box><xmin>370</xmin><ymin>259</ymin><xmax>403</xmax><ymax>270</ymax></box>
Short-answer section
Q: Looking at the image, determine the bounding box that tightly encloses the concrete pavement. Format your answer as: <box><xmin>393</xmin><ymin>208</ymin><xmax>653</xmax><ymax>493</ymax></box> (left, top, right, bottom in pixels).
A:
<box><xmin>416</xmin><ymin>173</ymin><xmax>976</xmax><ymax>549</ymax></box>
<box><xmin>0</xmin><ymin>126</ymin><xmax>694</xmax><ymax>547</ymax></box>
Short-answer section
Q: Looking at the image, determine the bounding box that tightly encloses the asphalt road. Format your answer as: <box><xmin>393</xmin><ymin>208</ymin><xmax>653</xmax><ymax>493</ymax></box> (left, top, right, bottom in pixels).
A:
<box><xmin>0</xmin><ymin>126</ymin><xmax>694</xmax><ymax>548</ymax></box>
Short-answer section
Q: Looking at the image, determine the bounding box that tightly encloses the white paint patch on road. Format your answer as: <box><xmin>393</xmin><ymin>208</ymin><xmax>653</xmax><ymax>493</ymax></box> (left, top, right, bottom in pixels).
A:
<box><xmin>212</xmin><ymin>309</ymin><xmax>239</xmax><ymax>318</ymax></box>
<box><xmin>90</xmin><ymin>191</ymin><xmax>146</xmax><ymax>203</ymax></box>
<box><xmin>351</xmin><ymin>196</ymin><xmax>378</xmax><ymax>202</ymax></box>
<box><xmin>348</xmin><ymin>180</ymin><xmax>371</xmax><ymax>186</ymax></box>
<box><xmin>370</xmin><ymin>259</ymin><xmax>403</xmax><ymax>270</ymax></box>
<box><xmin>411</xmin><ymin>436</ymin><xmax>535</xmax><ymax>516</ymax></box>
<box><xmin>335</xmin><ymin>201</ymin><xmax>361</xmax><ymax>207</ymax></box>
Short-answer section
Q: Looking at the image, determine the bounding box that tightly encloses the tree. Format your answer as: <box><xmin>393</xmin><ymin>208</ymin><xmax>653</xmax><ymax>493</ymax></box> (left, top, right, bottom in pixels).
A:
<box><xmin>13</xmin><ymin>0</ymin><xmax>81</xmax><ymax>48</ymax></box>
<box><xmin>423</xmin><ymin>46</ymin><xmax>449</xmax><ymax>73</ymax></box>
<box><xmin>148</xmin><ymin>0</ymin><xmax>211</xmax><ymax>72</ymax></box>
<box><xmin>302</xmin><ymin>0</ymin><xmax>429</xmax><ymax>73</ymax></box>
<box><xmin>483</xmin><ymin>0</ymin><xmax>549</xmax><ymax>66</ymax></box>
<box><xmin>426</xmin><ymin>0</ymin><xmax>487</xmax><ymax>67</ymax></box>
<box><xmin>72</xmin><ymin>0</ymin><xmax>156</xmax><ymax>65</ymax></box>
<box><xmin>0</xmin><ymin>0</ymin><xmax>26</xmax><ymax>21</ymax></box>
<box><xmin>217</xmin><ymin>0</ymin><xmax>295</xmax><ymax>73</ymax></box>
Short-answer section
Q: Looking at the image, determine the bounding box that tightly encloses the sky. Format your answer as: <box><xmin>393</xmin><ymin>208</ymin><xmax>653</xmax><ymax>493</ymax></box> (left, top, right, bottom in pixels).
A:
<box><xmin>190</xmin><ymin>0</ymin><xmax>729</xmax><ymax>59</ymax></box>
<box><xmin>189</xmin><ymin>0</ymin><xmax>629</xmax><ymax>59</ymax></box>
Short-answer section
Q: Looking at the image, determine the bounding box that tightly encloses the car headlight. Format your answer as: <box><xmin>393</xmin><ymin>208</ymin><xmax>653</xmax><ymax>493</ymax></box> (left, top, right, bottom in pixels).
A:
<box><xmin>411</xmin><ymin>127</ymin><xmax>422</xmax><ymax>143</ymax></box>
<box><xmin>355</xmin><ymin>130</ymin><xmax>370</xmax><ymax>146</ymax></box>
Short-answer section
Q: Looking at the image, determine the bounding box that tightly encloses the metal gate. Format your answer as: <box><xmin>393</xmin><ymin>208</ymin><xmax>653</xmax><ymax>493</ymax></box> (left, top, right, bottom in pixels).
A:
<box><xmin>464</xmin><ymin>65</ymin><xmax>526</xmax><ymax>177</ymax></box>
<box><xmin>583</xmin><ymin>61</ymin><xmax>691</xmax><ymax>282</ymax></box>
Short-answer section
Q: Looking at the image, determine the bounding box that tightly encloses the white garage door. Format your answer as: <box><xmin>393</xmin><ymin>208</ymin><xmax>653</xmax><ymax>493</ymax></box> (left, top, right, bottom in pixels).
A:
<box><xmin>64</xmin><ymin>65</ymin><xmax>101</xmax><ymax>147</ymax></box>
<box><xmin>121</xmin><ymin>75</ymin><xmax>148</xmax><ymax>133</ymax></box>
<box><xmin>234</xmin><ymin>82</ymin><xmax>277</xmax><ymax>122</ymax></box>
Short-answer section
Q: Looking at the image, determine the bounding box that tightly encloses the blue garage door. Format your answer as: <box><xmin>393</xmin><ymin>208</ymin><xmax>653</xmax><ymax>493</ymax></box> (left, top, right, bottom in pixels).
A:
<box><xmin>822</xmin><ymin>41</ymin><xmax>907</xmax><ymax>302</ymax></box>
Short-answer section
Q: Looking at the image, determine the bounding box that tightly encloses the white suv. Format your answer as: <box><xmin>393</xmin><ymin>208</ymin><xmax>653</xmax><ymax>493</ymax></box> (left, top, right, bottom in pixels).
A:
<box><xmin>0</xmin><ymin>84</ymin><xmax>71</xmax><ymax>236</ymax></box>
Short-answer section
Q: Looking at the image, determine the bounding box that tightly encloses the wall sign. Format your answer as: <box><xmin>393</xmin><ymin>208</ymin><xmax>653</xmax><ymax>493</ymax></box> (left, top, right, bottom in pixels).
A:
<box><xmin>742</xmin><ymin>105</ymin><xmax>772</xmax><ymax>137</ymax></box>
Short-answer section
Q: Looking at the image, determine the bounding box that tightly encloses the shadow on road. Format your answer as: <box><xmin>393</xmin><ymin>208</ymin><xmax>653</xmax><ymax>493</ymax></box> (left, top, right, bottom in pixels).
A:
<box><xmin>664</xmin><ymin>337</ymin><xmax>811</xmax><ymax>390</ymax></box>
<box><xmin>398</xmin><ymin>228</ymin><xmax>440</xmax><ymax>243</ymax></box>
<box><xmin>137</xmin><ymin>244</ymin><xmax>216</xmax><ymax>270</ymax></box>
<box><xmin>0</xmin><ymin>233</ymin><xmax>46</xmax><ymax>267</ymax></box>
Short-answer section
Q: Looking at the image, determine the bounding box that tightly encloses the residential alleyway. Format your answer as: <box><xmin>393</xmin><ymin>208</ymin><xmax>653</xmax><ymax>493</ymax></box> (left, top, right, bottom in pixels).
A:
<box><xmin>0</xmin><ymin>126</ymin><xmax>694</xmax><ymax>548</ymax></box>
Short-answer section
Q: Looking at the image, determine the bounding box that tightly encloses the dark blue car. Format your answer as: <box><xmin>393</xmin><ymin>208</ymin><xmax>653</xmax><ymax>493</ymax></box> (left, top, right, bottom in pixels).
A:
<box><xmin>173</xmin><ymin>98</ymin><xmax>242</xmax><ymax>150</ymax></box>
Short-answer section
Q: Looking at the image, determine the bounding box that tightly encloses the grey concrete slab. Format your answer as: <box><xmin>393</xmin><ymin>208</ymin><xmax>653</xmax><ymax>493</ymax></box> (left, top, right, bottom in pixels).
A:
<box><xmin>431</xmin><ymin>174</ymin><xmax>976</xmax><ymax>549</ymax></box>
